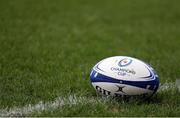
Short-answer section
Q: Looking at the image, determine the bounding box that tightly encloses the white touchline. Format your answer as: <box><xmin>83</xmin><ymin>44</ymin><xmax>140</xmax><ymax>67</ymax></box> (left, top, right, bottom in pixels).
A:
<box><xmin>158</xmin><ymin>79</ymin><xmax>180</xmax><ymax>92</ymax></box>
<box><xmin>0</xmin><ymin>80</ymin><xmax>179</xmax><ymax>117</ymax></box>
<box><xmin>0</xmin><ymin>95</ymin><xmax>99</xmax><ymax>117</ymax></box>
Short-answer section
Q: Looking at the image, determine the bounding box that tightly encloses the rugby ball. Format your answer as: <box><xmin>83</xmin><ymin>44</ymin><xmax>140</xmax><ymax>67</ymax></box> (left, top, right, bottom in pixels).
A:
<box><xmin>90</xmin><ymin>56</ymin><xmax>159</xmax><ymax>96</ymax></box>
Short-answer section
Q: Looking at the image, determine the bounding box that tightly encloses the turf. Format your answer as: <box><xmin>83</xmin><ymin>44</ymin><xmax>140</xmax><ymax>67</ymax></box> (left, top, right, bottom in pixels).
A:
<box><xmin>0</xmin><ymin>0</ymin><xmax>180</xmax><ymax>116</ymax></box>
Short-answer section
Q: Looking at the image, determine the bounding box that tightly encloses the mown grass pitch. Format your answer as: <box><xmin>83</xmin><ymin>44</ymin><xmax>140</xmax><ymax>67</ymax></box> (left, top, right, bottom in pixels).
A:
<box><xmin>0</xmin><ymin>0</ymin><xmax>180</xmax><ymax>116</ymax></box>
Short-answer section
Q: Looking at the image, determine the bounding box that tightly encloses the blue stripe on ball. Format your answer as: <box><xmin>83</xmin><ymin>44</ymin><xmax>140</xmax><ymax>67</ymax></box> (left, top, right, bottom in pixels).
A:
<box><xmin>90</xmin><ymin>70</ymin><xmax>159</xmax><ymax>91</ymax></box>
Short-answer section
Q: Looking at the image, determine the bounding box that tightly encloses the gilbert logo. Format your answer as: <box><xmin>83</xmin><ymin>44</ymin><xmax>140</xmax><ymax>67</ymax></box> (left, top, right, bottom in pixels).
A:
<box><xmin>118</xmin><ymin>58</ymin><xmax>132</xmax><ymax>67</ymax></box>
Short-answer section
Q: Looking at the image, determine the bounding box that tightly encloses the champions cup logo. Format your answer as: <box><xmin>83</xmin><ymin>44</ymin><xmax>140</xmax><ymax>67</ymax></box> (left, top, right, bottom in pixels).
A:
<box><xmin>112</xmin><ymin>58</ymin><xmax>135</xmax><ymax>76</ymax></box>
<box><xmin>118</xmin><ymin>58</ymin><xmax>132</xmax><ymax>67</ymax></box>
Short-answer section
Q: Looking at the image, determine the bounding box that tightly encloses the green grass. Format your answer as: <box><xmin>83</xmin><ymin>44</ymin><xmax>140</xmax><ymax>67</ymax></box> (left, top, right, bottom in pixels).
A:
<box><xmin>0</xmin><ymin>0</ymin><xmax>180</xmax><ymax>116</ymax></box>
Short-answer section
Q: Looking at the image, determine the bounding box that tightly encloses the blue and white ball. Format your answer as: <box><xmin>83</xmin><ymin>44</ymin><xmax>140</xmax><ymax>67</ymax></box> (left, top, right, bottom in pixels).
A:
<box><xmin>90</xmin><ymin>56</ymin><xmax>160</xmax><ymax>96</ymax></box>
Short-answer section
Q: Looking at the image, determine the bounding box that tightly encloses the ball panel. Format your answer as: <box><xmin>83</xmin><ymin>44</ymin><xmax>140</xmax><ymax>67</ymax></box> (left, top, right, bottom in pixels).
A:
<box><xmin>93</xmin><ymin>56</ymin><xmax>158</xmax><ymax>82</ymax></box>
<box><xmin>92</xmin><ymin>82</ymin><xmax>154</xmax><ymax>96</ymax></box>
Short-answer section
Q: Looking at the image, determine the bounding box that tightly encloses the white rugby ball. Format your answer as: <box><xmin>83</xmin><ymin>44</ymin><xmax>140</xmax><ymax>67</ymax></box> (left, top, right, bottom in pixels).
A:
<box><xmin>90</xmin><ymin>56</ymin><xmax>159</xmax><ymax>96</ymax></box>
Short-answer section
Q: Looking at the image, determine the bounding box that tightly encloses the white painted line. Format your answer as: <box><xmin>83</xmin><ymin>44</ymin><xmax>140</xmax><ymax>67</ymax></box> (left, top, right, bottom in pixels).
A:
<box><xmin>158</xmin><ymin>79</ymin><xmax>180</xmax><ymax>92</ymax></box>
<box><xmin>0</xmin><ymin>80</ymin><xmax>179</xmax><ymax>116</ymax></box>
<box><xmin>0</xmin><ymin>95</ymin><xmax>99</xmax><ymax>117</ymax></box>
